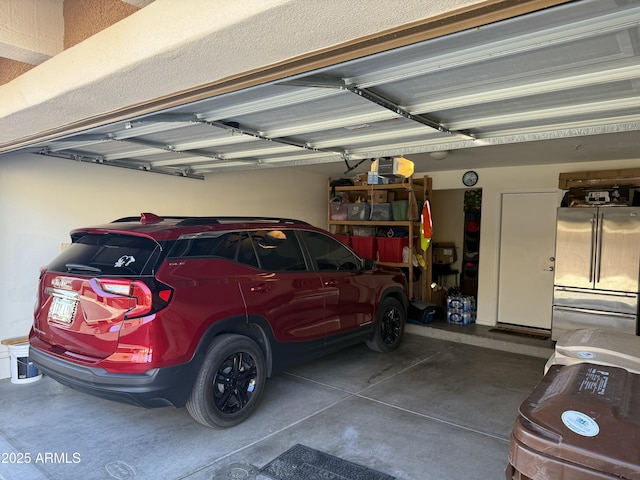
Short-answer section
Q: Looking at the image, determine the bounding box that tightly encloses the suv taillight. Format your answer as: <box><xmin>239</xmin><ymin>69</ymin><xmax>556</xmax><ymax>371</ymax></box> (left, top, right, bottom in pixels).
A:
<box><xmin>97</xmin><ymin>279</ymin><xmax>173</xmax><ymax>319</ymax></box>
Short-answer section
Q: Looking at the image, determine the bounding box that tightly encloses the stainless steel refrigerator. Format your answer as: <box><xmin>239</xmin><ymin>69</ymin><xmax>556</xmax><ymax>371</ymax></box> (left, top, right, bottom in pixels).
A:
<box><xmin>552</xmin><ymin>206</ymin><xmax>640</xmax><ymax>340</ymax></box>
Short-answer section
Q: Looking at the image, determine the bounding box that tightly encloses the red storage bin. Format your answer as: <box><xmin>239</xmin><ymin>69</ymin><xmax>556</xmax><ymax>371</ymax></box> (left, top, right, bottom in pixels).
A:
<box><xmin>351</xmin><ymin>236</ymin><xmax>376</xmax><ymax>259</ymax></box>
<box><xmin>377</xmin><ymin>237</ymin><xmax>409</xmax><ymax>263</ymax></box>
<box><xmin>333</xmin><ymin>234</ymin><xmax>351</xmax><ymax>246</ymax></box>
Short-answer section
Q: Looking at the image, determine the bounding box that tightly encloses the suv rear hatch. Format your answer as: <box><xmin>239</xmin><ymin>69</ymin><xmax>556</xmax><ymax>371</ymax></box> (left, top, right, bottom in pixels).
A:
<box><xmin>32</xmin><ymin>231</ymin><xmax>166</xmax><ymax>362</ymax></box>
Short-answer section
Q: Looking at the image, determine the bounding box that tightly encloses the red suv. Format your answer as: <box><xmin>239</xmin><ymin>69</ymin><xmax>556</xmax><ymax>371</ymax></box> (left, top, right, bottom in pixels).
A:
<box><xmin>30</xmin><ymin>214</ymin><xmax>408</xmax><ymax>428</ymax></box>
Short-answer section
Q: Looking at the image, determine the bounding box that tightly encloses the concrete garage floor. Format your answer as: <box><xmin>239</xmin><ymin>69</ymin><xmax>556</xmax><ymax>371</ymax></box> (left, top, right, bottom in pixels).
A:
<box><xmin>0</xmin><ymin>328</ymin><xmax>550</xmax><ymax>480</ymax></box>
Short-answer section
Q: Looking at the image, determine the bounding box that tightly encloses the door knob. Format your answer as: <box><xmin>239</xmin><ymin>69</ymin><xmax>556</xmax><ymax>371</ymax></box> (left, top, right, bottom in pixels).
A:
<box><xmin>549</xmin><ymin>257</ymin><xmax>555</xmax><ymax>262</ymax></box>
<box><xmin>544</xmin><ymin>266</ymin><xmax>554</xmax><ymax>271</ymax></box>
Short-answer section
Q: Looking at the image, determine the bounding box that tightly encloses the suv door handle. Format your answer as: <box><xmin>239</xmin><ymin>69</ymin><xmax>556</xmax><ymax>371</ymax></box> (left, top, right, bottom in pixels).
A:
<box><xmin>250</xmin><ymin>283</ymin><xmax>271</xmax><ymax>293</ymax></box>
<box><xmin>324</xmin><ymin>279</ymin><xmax>338</xmax><ymax>287</ymax></box>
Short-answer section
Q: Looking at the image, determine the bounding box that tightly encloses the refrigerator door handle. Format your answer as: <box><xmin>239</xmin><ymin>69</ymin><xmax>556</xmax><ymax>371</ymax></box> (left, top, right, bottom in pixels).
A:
<box><xmin>589</xmin><ymin>213</ymin><xmax>597</xmax><ymax>283</ymax></box>
<box><xmin>596</xmin><ymin>212</ymin><xmax>604</xmax><ymax>283</ymax></box>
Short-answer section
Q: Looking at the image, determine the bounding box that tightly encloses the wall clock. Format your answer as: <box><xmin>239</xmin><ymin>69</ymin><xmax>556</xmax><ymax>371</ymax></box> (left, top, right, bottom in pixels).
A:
<box><xmin>462</xmin><ymin>170</ymin><xmax>479</xmax><ymax>187</ymax></box>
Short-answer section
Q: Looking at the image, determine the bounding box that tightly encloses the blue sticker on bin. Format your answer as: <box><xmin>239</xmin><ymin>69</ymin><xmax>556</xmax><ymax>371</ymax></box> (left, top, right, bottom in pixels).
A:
<box><xmin>561</xmin><ymin>410</ymin><xmax>600</xmax><ymax>437</ymax></box>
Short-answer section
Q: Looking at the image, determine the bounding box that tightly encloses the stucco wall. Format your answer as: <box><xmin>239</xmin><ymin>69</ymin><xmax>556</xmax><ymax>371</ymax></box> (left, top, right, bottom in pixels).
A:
<box><xmin>0</xmin><ymin>57</ymin><xmax>34</xmax><ymax>84</ymax></box>
<box><xmin>64</xmin><ymin>0</ymin><xmax>140</xmax><ymax>49</ymax></box>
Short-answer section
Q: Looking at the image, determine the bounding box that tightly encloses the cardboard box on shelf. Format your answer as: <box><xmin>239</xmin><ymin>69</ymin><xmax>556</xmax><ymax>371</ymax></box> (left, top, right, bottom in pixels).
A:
<box><xmin>433</xmin><ymin>243</ymin><xmax>457</xmax><ymax>264</ymax></box>
<box><xmin>367</xmin><ymin>191</ymin><xmax>388</xmax><ymax>203</ymax></box>
<box><xmin>354</xmin><ymin>174</ymin><xmax>368</xmax><ymax>186</ymax></box>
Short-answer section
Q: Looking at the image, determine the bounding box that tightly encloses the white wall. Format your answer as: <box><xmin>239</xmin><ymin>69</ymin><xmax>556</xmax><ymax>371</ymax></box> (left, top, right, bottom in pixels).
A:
<box><xmin>2</xmin><ymin>152</ymin><xmax>640</xmax><ymax>378</ymax></box>
<box><xmin>420</xmin><ymin>158</ymin><xmax>640</xmax><ymax>327</ymax></box>
<box><xmin>0</xmin><ymin>152</ymin><xmax>326</xmax><ymax>378</ymax></box>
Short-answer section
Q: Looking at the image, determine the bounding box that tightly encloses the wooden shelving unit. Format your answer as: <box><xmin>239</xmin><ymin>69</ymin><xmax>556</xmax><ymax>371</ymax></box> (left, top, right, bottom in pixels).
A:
<box><xmin>327</xmin><ymin>176</ymin><xmax>432</xmax><ymax>301</ymax></box>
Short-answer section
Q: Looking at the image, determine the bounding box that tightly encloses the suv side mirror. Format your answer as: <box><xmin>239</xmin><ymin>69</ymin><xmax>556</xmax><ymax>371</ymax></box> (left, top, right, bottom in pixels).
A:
<box><xmin>361</xmin><ymin>258</ymin><xmax>376</xmax><ymax>271</ymax></box>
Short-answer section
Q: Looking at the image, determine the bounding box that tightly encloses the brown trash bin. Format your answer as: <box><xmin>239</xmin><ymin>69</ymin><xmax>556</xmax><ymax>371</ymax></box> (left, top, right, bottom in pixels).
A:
<box><xmin>506</xmin><ymin>362</ymin><xmax>640</xmax><ymax>480</ymax></box>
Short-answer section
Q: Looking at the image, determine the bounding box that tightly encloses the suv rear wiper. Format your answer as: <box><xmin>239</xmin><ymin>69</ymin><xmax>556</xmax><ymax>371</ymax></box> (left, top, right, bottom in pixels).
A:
<box><xmin>65</xmin><ymin>263</ymin><xmax>102</xmax><ymax>274</ymax></box>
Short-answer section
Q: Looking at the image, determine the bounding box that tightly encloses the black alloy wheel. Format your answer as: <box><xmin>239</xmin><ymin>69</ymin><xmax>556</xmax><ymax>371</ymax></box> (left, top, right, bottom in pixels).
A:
<box><xmin>366</xmin><ymin>297</ymin><xmax>406</xmax><ymax>352</ymax></box>
<box><xmin>187</xmin><ymin>334</ymin><xmax>266</xmax><ymax>428</ymax></box>
<box><xmin>380</xmin><ymin>305</ymin><xmax>403</xmax><ymax>345</ymax></box>
<box><xmin>213</xmin><ymin>352</ymin><xmax>257</xmax><ymax>414</ymax></box>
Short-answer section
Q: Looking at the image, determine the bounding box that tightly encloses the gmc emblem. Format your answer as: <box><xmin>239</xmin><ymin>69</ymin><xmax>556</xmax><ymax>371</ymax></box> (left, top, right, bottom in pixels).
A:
<box><xmin>51</xmin><ymin>277</ymin><xmax>73</xmax><ymax>289</ymax></box>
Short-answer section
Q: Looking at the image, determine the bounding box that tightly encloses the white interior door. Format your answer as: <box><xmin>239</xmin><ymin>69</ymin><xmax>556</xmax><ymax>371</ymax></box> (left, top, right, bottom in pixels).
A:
<box><xmin>497</xmin><ymin>192</ymin><xmax>558</xmax><ymax>329</ymax></box>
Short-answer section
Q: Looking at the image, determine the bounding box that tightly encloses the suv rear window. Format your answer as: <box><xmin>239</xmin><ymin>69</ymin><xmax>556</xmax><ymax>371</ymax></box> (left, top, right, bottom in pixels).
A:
<box><xmin>47</xmin><ymin>233</ymin><xmax>162</xmax><ymax>276</ymax></box>
<box><xmin>167</xmin><ymin>232</ymin><xmax>241</xmax><ymax>260</ymax></box>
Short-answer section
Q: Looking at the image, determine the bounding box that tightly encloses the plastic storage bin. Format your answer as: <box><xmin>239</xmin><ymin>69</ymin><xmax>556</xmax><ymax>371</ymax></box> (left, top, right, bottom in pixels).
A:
<box><xmin>544</xmin><ymin>328</ymin><xmax>640</xmax><ymax>374</ymax></box>
<box><xmin>352</xmin><ymin>226</ymin><xmax>376</xmax><ymax>236</ymax></box>
<box><xmin>370</xmin><ymin>203</ymin><xmax>392</xmax><ymax>221</ymax></box>
<box><xmin>333</xmin><ymin>234</ymin><xmax>351</xmax><ymax>247</ymax></box>
<box><xmin>330</xmin><ymin>201</ymin><xmax>349</xmax><ymax>220</ymax></box>
<box><xmin>391</xmin><ymin>200</ymin><xmax>409</xmax><ymax>220</ymax></box>
<box><xmin>347</xmin><ymin>203</ymin><xmax>371</xmax><ymax>221</ymax></box>
<box><xmin>377</xmin><ymin>237</ymin><xmax>409</xmax><ymax>263</ymax></box>
<box><xmin>506</xmin><ymin>362</ymin><xmax>640</xmax><ymax>480</ymax></box>
<box><xmin>351</xmin><ymin>236</ymin><xmax>376</xmax><ymax>260</ymax></box>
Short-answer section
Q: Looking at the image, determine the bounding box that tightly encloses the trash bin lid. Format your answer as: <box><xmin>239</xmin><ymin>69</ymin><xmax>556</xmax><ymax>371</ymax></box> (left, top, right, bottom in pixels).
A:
<box><xmin>546</xmin><ymin>329</ymin><xmax>640</xmax><ymax>375</ymax></box>
<box><xmin>512</xmin><ymin>363</ymin><xmax>640</xmax><ymax>479</ymax></box>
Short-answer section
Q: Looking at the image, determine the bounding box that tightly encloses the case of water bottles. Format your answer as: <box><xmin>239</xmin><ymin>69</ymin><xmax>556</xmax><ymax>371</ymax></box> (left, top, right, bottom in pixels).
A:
<box><xmin>446</xmin><ymin>294</ymin><xmax>476</xmax><ymax>325</ymax></box>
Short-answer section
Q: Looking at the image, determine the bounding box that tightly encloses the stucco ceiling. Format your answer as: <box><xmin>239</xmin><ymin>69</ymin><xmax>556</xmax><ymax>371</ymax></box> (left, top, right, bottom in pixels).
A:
<box><xmin>1</xmin><ymin>0</ymin><xmax>639</xmax><ymax>180</ymax></box>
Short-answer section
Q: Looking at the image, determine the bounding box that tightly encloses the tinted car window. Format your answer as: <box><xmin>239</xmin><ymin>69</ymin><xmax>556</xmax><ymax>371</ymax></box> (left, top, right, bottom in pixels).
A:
<box><xmin>301</xmin><ymin>231</ymin><xmax>360</xmax><ymax>271</ymax></box>
<box><xmin>48</xmin><ymin>233</ymin><xmax>161</xmax><ymax>276</ymax></box>
<box><xmin>237</xmin><ymin>232</ymin><xmax>260</xmax><ymax>269</ymax></box>
<box><xmin>250</xmin><ymin>230</ymin><xmax>307</xmax><ymax>272</ymax></box>
<box><xmin>168</xmin><ymin>232</ymin><xmax>241</xmax><ymax>260</ymax></box>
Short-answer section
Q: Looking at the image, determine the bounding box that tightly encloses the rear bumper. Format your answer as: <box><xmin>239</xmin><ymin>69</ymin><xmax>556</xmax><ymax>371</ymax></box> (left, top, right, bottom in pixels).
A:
<box><xmin>29</xmin><ymin>346</ymin><xmax>197</xmax><ymax>408</ymax></box>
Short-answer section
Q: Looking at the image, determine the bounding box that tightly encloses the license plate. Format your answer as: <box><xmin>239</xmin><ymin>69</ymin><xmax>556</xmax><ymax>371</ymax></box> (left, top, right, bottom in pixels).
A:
<box><xmin>49</xmin><ymin>294</ymin><xmax>78</xmax><ymax>324</ymax></box>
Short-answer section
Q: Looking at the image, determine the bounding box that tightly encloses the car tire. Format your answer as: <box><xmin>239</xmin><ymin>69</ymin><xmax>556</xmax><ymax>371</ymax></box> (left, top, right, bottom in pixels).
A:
<box><xmin>187</xmin><ymin>334</ymin><xmax>266</xmax><ymax>428</ymax></box>
<box><xmin>366</xmin><ymin>297</ymin><xmax>406</xmax><ymax>352</ymax></box>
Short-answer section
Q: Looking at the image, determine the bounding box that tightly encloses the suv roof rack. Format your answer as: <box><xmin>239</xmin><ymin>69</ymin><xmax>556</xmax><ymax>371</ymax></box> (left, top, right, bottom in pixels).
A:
<box><xmin>176</xmin><ymin>217</ymin><xmax>309</xmax><ymax>226</ymax></box>
<box><xmin>111</xmin><ymin>214</ymin><xmax>309</xmax><ymax>226</ymax></box>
